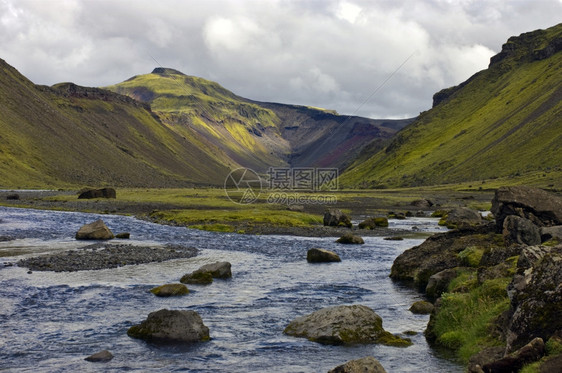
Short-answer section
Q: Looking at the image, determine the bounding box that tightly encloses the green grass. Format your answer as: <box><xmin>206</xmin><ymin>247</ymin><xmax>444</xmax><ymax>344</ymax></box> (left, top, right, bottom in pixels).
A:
<box><xmin>341</xmin><ymin>24</ymin><xmax>562</xmax><ymax>189</ymax></box>
<box><xmin>431</xmin><ymin>277</ymin><xmax>511</xmax><ymax>362</ymax></box>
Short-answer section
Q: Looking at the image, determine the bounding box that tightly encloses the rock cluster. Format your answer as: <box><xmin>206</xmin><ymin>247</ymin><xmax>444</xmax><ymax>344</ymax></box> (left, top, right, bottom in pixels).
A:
<box><xmin>78</xmin><ymin>187</ymin><xmax>116</xmax><ymax>199</ymax></box>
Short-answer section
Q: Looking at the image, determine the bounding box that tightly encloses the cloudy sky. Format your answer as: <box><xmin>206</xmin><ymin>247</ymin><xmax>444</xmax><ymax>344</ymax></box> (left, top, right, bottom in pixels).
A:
<box><xmin>1</xmin><ymin>0</ymin><xmax>560</xmax><ymax>118</ymax></box>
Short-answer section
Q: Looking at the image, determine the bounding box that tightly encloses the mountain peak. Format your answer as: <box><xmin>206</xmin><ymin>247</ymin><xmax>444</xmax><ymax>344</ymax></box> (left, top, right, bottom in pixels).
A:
<box><xmin>151</xmin><ymin>67</ymin><xmax>186</xmax><ymax>76</ymax></box>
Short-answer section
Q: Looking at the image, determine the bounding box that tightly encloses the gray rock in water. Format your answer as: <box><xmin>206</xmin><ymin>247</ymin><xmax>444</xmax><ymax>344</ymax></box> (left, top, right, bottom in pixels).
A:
<box><xmin>502</xmin><ymin>215</ymin><xmax>541</xmax><ymax>246</ymax></box>
<box><xmin>336</xmin><ymin>233</ymin><xmax>364</xmax><ymax>244</ymax></box>
<box><xmin>75</xmin><ymin>219</ymin><xmax>114</xmax><ymax>240</ymax></box>
<box><xmin>328</xmin><ymin>356</ymin><xmax>387</xmax><ymax>373</ymax></box>
<box><xmin>116</xmin><ymin>232</ymin><xmax>130</xmax><ymax>239</ymax></box>
<box><xmin>307</xmin><ymin>248</ymin><xmax>341</xmax><ymax>263</ymax></box>
<box><xmin>85</xmin><ymin>349</ymin><xmax>113</xmax><ymax>362</ymax></box>
<box><xmin>323</xmin><ymin>209</ymin><xmax>352</xmax><ymax>228</ymax></box>
<box><xmin>284</xmin><ymin>304</ymin><xmax>411</xmax><ymax>346</ymax></box>
<box><xmin>409</xmin><ymin>300</ymin><xmax>434</xmax><ymax>314</ymax></box>
<box><xmin>150</xmin><ymin>284</ymin><xmax>189</xmax><ymax>297</ymax></box>
<box><xmin>491</xmin><ymin>186</ymin><xmax>562</xmax><ymax>230</ymax></box>
<box><xmin>127</xmin><ymin>309</ymin><xmax>210</xmax><ymax>344</ymax></box>
<box><xmin>180</xmin><ymin>261</ymin><xmax>231</xmax><ymax>284</ymax></box>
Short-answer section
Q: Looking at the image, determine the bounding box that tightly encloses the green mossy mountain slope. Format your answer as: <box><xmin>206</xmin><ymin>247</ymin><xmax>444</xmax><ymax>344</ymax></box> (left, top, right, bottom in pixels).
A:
<box><xmin>341</xmin><ymin>24</ymin><xmax>562</xmax><ymax>189</ymax></box>
<box><xmin>0</xmin><ymin>61</ymin><xmax>229</xmax><ymax>188</ymax></box>
<box><xmin>106</xmin><ymin>68</ymin><xmax>409</xmax><ymax>173</ymax></box>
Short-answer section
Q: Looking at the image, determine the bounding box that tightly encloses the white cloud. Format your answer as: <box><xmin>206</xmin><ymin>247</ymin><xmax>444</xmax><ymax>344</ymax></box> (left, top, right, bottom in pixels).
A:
<box><xmin>0</xmin><ymin>0</ymin><xmax>560</xmax><ymax>118</ymax></box>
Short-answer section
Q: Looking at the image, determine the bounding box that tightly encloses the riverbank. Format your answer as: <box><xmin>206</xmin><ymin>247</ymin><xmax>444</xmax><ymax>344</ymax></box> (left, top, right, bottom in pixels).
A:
<box><xmin>0</xmin><ymin>187</ymin><xmax>493</xmax><ymax>237</ymax></box>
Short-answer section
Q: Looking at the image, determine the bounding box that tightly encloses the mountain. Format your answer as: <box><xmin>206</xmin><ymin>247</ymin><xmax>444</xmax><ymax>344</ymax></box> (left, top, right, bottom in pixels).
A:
<box><xmin>0</xmin><ymin>59</ymin><xmax>230</xmax><ymax>188</ymax></box>
<box><xmin>341</xmin><ymin>23</ymin><xmax>562</xmax><ymax>189</ymax></box>
<box><xmin>106</xmin><ymin>68</ymin><xmax>410</xmax><ymax>173</ymax></box>
<box><xmin>0</xmin><ymin>61</ymin><xmax>408</xmax><ymax>188</ymax></box>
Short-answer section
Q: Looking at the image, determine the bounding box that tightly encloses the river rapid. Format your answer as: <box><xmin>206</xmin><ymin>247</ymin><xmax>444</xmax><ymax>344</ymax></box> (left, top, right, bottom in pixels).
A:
<box><xmin>0</xmin><ymin>206</ymin><xmax>461</xmax><ymax>372</ymax></box>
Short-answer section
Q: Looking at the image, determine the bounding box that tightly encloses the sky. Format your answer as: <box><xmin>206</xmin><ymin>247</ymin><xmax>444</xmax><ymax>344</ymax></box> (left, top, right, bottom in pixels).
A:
<box><xmin>1</xmin><ymin>0</ymin><xmax>560</xmax><ymax>119</ymax></box>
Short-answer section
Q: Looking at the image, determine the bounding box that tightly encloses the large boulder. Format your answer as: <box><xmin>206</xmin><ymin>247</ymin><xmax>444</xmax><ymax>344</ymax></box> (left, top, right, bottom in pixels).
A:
<box><xmin>491</xmin><ymin>186</ymin><xmax>562</xmax><ymax>230</ymax></box>
<box><xmin>283</xmin><ymin>304</ymin><xmax>411</xmax><ymax>346</ymax></box>
<box><xmin>78</xmin><ymin>188</ymin><xmax>116</xmax><ymax>199</ymax></box>
<box><xmin>327</xmin><ymin>356</ymin><xmax>387</xmax><ymax>373</ymax></box>
<box><xmin>127</xmin><ymin>309</ymin><xmax>210</xmax><ymax>344</ymax></box>
<box><xmin>323</xmin><ymin>209</ymin><xmax>352</xmax><ymax>228</ymax></box>
<box><xmin>75</xmin><ymin>219</ymin><xmax>114</xmax><ymax>240</ymax></box>
<box><xmin>336</xmin><ymin>233</ymin><xmax>364</xmax><ymax>244</ymax></box>
<box><xmin>441</xmin><ymin>207</ymin><xmax>482</xmax><ymax>229</ymax></box>
<box><xmin>307</xmin><ymin>248</ymin><xmax>341</xmax><ymax>263</ymax></box>
<box><xmin>506</xmin><ymin>245</ymin><xmax>562</xmax><ymax>351</ymax></box>
<box><xmin>502</xmin><ymin>215</ymin><xmax>541</xmax><ymax>246</ymax></box>
<box><xmin>180</xmin><ymin>261</ymin><xmax>232</xmax><ymax>284</ymax></box>
<box><xmin>390</xmin><ymin>224</ymin><xmax>497</xmax><ymax>289</ymax></box>
<box><xmin>358</xmin><ymin>217</ymin><xmax>388</xmax><ymax>229</ymax></box>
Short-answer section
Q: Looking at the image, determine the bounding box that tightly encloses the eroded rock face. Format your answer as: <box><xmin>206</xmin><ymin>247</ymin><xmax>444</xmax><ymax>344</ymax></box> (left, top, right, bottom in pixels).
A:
<box><xmin>502</xmin><ymin>215</ymin><xmax>541</xmax><ymax>247</ymax></box>
<box><xmin>327</xmin><ymin>356</ymin><xmax>387</xmax><ymax>373</ymax></box>
<box><xmin>491</xmin><ymin>186</ymin><xmax>562</xmax><ymax>230</ymax></box>
<box><xmin>283</xmin><ymin>305</ymin><xmax>411</xmax><ymax>346</ymax></box>
<box><xmin>506</xmin><ymin>245</ymin><xmax>562</xmax><ymax>351</ymax></box>
<box><xmin>127</xmin><ymin>309</ymin><xmax>210</xmax><ymax>344</ymax></box>
<box><xmin>307</xmin><ymin>248</ymin><xmax>341</xmax><ymax>263</ymax></box>
<box><xmin>425</xmin><ymin>268</ymin><xmax>459</xmax><ymax>299</ymax></box>
<box><xmin>75</xmin><ymin>219</ymin><xmax>114</xmax><ymax>240</ymax></box>
<box><xmin>483</xmin><ymin>337</ymin><xmax>545</xmax><ymax>372</ymax></box>
<box><xmin>324</xmin><ymin>209</ymin><xmax>352</xmax><ymax>228</ymax></box>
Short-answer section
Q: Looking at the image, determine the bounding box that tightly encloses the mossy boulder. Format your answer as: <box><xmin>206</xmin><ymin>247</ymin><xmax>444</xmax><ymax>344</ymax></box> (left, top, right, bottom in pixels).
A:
<box><xmin>283</xmin><ymin>304</ymin><xmax>411</xmax><ymax>347</ymax></box>
<box><xmin>127</xmin><ymin>309</ymin><xmax>210</xmax><ymax>344</ymax></box>
<box><xmin>150</xmin><ymin>284</ymin><xmax>189</xmax><ymax>297</ymax></box>
<box><xmin>358</xmin><ymin>217</ymin><xmax>388</xmax><ymax>229</ymax></box>
<box><xmin>336</xmin><ymin>233</ymin><xmax>364</xmax><ymax>245</ymax></box>
<box><xmin>75</xmin><ymin>219</ymin><xmax>114</xmax><ymax>240</ymax></box>
<box><xmin>306</xmin><ymin>248</ymin><xmax>341</xmax><ymax>263</ymax></box>
<box><xmin>390</xmin><ymin>224</ymin><xmax>498</xmax><ymax>289</ymax></box>
<box><xmin>180</xmin><ymin>271</ymin><xmax>213</xmax><ymax>285</ymax></box>
<box><xmin>409</xmin><ymin>300</ymin><xmax>434</xmax><ymax>314</ymax></box>
<box><xmin>327</xmin><ymin>356</ymin><xmax>387</xmax><ymax>373</ymax></box>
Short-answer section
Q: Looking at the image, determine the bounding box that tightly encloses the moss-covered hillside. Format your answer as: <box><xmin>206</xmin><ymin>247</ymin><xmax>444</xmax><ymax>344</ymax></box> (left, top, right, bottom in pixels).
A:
<box><xmin>341</xmin><ymin>23</ymin><xmax>562</xmax><ymax>189</ymax></box>
<box><xmin>106</xmin><ymin>68</ymin><xmax>409</xmax><ymax>173</ymax></box>
<box><xmin>0</xmin><ymin>61</ymin><xmax>229</xmax><ymax>188</ymax></box>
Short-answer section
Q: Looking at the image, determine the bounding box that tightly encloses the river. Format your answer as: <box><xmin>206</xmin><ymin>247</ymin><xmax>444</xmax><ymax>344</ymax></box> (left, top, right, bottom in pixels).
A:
<box><xmin>0</xmin><ymin>206</ymin><xmax>461</xmax><ymax>372</ymax></box>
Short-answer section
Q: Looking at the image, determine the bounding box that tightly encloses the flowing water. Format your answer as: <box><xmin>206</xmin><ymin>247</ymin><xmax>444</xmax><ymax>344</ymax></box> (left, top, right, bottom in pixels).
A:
<box><xmin>0</xmin><ymin>206</ymin><xmax>461</xmax><ymax>372</ymax></box>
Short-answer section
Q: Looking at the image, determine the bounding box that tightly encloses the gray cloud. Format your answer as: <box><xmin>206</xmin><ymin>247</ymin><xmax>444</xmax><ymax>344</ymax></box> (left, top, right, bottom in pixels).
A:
<box><xmin>1</xmin><ymin>0</ymin><xmax>560</xmax><ymax>118</ymax></box>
